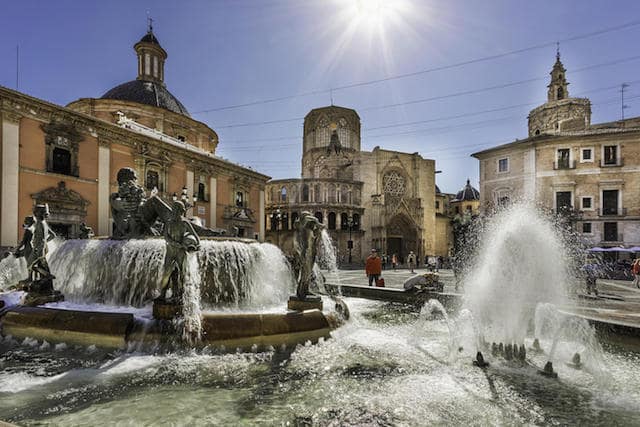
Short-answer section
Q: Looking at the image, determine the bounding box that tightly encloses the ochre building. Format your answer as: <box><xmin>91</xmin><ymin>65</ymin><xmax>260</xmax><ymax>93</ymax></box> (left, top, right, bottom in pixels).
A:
<box><xmin>473</xmin><ymin>52</ymin><xmax>640</xmax><ymax>247</ymax></box>
<box><xmin>265</xmin><ymin>105</ymin><xmax>449</xmax><ymax>264</ymax></box>
<box><xmin>0</xmin><ymin>28</ymin><xmax>268</xmax><ymax>247</ymax></box>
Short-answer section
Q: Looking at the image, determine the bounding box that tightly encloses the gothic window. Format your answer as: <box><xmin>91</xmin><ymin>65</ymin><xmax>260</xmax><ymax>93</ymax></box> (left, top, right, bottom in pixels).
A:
<box><xmin>353</xmin><ymin>188</ymin><xmax>361</xmax><ymax>205</ymax></box>
<box><xmin>557</xmin><ymin>87</ymin><xmax>564</xmax><ymax>100</ymax></box>
<box><xmin>315</xmin><ymin>211</ymin><xmax>323</xmax><ymax>224</ymax></box>
<box><xmin>328</xmin><ymin>212</ymin><xmax>336</xmax><ymax>230</ymax></box>
<box><xmin>146</xmin><ymin>170</ymin><xmax>159</xmax><ymax>191</ymax></box>
<box><xmin>52</xmin><ymin>147</ymin><xmax>72</xmax><ymax>175</ymax></box>
<box><xmin>289</xmin><ymin>186</ymin><xmax>298</xmax><ymax>204</ymax></box>
<box><xmin>328</xmin><ymin>184</ymin><xmax>336</xmax><ymax>203</ymax></box>
<box><xmin>281</xmin><ymin>187</ymin><xmax>287</xmax><ymax>203</ymax></box>
<box><xmin>341</xmin><ymin>186</ymin><xmax>349</xmax><ymax>204</ymax></box>
<box><xmin>302</xmin><ymin>184</ymin><xmax>309</xmax><ymax>202</ymax></box>
<box><xmin>314</xmin><ymin>184</ymin><xmax>321</xmax><ymax>202</ymax></box>
<box><xmin>382</xmin><ymin>172</ymin><xmax>406</xmax><ymax>198</ymax></box>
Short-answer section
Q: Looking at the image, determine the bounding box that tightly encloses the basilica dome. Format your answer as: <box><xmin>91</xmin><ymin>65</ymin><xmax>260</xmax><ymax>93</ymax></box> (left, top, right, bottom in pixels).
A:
<box><xmin>101</xmin><ymin>80</ymin><xmax>190</xmax><ymax>116</ymax></box>
<box><xmin>453</xmin><ymin>179</ymin><xmax>480</xmax><ymax>202</ymax></box>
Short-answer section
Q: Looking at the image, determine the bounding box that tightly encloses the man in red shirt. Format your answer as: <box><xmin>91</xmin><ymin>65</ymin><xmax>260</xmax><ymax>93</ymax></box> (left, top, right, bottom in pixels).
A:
<box><xmin>365</xmin><ymin>249</ymin><xmax>382</xmax><ymax>286</ymax></box>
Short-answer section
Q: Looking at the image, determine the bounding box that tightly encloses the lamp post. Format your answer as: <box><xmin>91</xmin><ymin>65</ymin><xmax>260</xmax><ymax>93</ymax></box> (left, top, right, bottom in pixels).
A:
<box><xmin>347</xmin><ymin>215</ymin><xmax>354</xmax><ymax>264</ymax></box>
<box><xmin>275</xmin><ymin>208</ymin><xmax>282</xmax><ymax>247</ymax></box>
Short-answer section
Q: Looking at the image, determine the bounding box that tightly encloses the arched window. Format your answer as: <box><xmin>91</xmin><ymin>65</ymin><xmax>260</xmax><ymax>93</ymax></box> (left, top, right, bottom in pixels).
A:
<box><xmin>146</xmin><ymin>170</ymin><xmax>159</xmax><ymax>191</ymax></box>
<box><xmin>314</xmin><ymin>211</ymin><xmax>323</xmax><ymax>224</ymax></box>
<box><xmin>352</xmin><ymin>213</ymin><xmax>360</xmax><ymax>230</ymax></box>
<box><xmin>341</xmin><ymin>213</ymin><xmax>349</xmax><ymax>230</ymax></box>
<box><xmin>328</xmin><ymin>184</ymin><xmax>336</xmax><ymax>203</ymax></box>
<box><xmin>314</xmin><ymin>184</ymin><xmax>321</xmax><ymax>203</ymax></box>
<box><xmin>557</xmin><ymin>87</ymin><xmax>564</xmax><ymax>100</ymax></box>
<box><xmin>235</xmin><ymin>191</ymin><xmax>244</xmax><ymax>207</ymax></box>
<box><xmin>302</xmin><ymin>184</ymin><xmax>309</xmax><ymax>202</ymax></box>
<box><xmin>341</xmin><ymin>187</ymin><xmax>349</xmax><ymax>204</ymax></box>
<box><xmin>281</xmin><ymin>187</ymin><xmax>287</xmax><ymax>203</ymax></box>
<box><xmin>328</xmin><ymin>212</ymin><xmax>336</xmax><ymax>230</ymax></box>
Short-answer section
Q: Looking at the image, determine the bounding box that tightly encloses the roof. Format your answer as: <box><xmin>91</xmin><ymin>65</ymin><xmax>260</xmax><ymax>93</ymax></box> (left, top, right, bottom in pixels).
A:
<box><xmin>452</xmin><ymin>179</ymin><xmax>479</xmax><ymax>202</ymax></box>
<box><xmin>101</xmin><ymin>80</ymin><xmax>190</xmax><ymax>117</ymax></box>
<box><xmin>435</xmin><ymin>184</ymin><xmax>441</xmax><ymax>194</ymax></box>
<box><xmin>139</xmin><ymin>31</ymin><xmax>160</xmax><ymax>45</ymax></box>
<box><xmin>304</xmin><ymin>105</ymin><xmax>360</xmax><ymax>119</ymax></box>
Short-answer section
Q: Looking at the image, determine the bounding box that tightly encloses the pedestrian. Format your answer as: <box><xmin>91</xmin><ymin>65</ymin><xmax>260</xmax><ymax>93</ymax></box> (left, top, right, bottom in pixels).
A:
<box><xmin>582</xmin><ymin>258</ymin><xmax>599</xmax><ymax>296</ymax></box>
<box><xmin>365</xmin><ymin>249</ymin><xmax>382</xmax><ymax>287</ymax></box>
<box><xmin>391</xmin><ymin>253</ymin><xmax>398</xmax><ymax>270</ymax></box>
<box><xmin>407</xmin><ymin>251</ymin><xmax>417</xmax><ymax>273</ymax></box>
<box><xmin>381</xmin><ymin>254</ymin><xmax>387</xmax><ymax>270</ymax></box>
<box><xmin>632</xmin><ymin>258</ymin><xmax>640</xmax><ymax>288</ymax></box>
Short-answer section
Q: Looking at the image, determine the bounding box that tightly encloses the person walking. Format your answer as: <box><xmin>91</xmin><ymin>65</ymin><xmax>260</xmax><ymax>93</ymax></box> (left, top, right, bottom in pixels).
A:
<box><xmin>391</xmin><ymin>253</ymin><xmax>398</xmax><ymax>270</ymax></box>
<box><xmin>381</xmin><ymin>254</ymin><xmax>387</xmax><ymax>270</ymax></box>
<box><xmin>407</xmin><ymin>251</ymin><xmax>417</xmax><ymax>273</ymax></box>
<box><xmin>365</xmin><ymin>249</ymin><xmax>382</xmax><ymax>287</ymax></box>
<box><xmin>632</xmin><ymin>258</ymin><xmax>640</xmax><ymax>288</ymax></box>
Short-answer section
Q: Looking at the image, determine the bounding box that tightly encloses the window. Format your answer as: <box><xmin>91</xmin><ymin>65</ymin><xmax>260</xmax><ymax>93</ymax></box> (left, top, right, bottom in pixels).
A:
<box><xmin>52</xmin><ymin>147</ymin><xmax>72</xmax><ymax>175</ymax></box>
<box><xmin>302</xmin><ymin>184</ymin><xmax>309</xmax><ymax>202</ymax></box>
<box><xmin>557</xmin><ymin>87</ymin><xmax>564</xmax><ymax>100</ymax></box>
<box><xmin>328</xmin><ymin>212</ymin><xmax>336</xmax><ymax>230</ymax></box>
<box><xmin>146</xmin><ymin>170</ymin><xmax>159</xmax><ymax>190</ymax></box>
<box><xmin>581</xmin><ymin>197</ymin><xmax>593</xmax><ymax>210</ymax></box>
<box><xmin>498</xmin><ymin>158</ymin><xmax>509</xmax><ymax>173</ymax></box>
<box><xmin>435</xmin><ymin>201</ymin><xmax>440</xmax><ymax>209</ymax></box>
<box><xmin>603</xmin><ymin>145</ymin><xmax>618</xmax><ymax>165</ymax></box>
<box><xmin>352</xmin><ymin>213</ymin><xmax>360</xmax><ymax>230</ymax></box>
<box><xmin>466</xmin><ymin>205</ymin><xmax>472</xmax><ymax>212</ymax></box>
<box><xmin>235</xmin><ymin>191</ymin><xmax>244</xmax><ymax>207</ymax></box>
<box><xmin>581</xmin><ymin>148</ymin><xmax>593</xmax><ymax>162</ymax></box>
<box><xmin>555</xmin><ymin>191</ymin><xmax>572</xmax><ymax>213</ymax></box>
<box><xmin>556</xmin><ymin>148</ymin><xmax>571</xmax><ymax>169</ymax></box>
<box><xmin>602</xmin><ymin>190</ymin><xmax>619</xmax><ymax>215</ymax></box>
<box><xmin>603</xmin><ymin>222</ymin><xmax>618</xmax><ymax>241</ymax></box>
<box><xmin>177</xmin><ymin>135</ymin><xmax>186</xmax><ymax>142</ymax></box>
<box><xmin>280</xmin><ymin>187</ymin><xmax>287</xmax><ymax>203</ymax></box>
<box><xmin>341</xmin><ymin>213</ymin><xmax>349</xmax><ymax>230</ymax></box>
<box><xmin>198</xmin><ymin>183</ymin><xmax>206</xmax><ymax>202</ymax></box>
<box><xmin>314</xmin><ymin>211</ymin><xmax>323</xmax><ymax>224</ymax></box>
<box><xmin>582</xmin><ymin>223</ymin><xmax>592</xmax><ymax>234</ymax></box>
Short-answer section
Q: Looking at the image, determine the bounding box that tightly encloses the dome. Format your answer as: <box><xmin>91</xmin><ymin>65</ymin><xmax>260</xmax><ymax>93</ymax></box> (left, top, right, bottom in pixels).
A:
<box><xmin>453</xmin><ymin>179</ymin><xmax>479</xmax><ymax>202</ymax></box>
<box><xmin>139</xmin><ymin>31</ymin><xmax>160</xmax><ymax>45</ymax></box>
<box><xmin>101</xmin><ymin>80</ymin><xmax>190</xmax><ymax>117</ymax></box>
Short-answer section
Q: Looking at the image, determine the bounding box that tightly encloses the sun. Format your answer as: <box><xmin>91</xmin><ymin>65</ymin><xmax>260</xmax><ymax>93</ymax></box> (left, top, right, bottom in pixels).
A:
<box><xmin>344</xmin><ymin>0</ymin><xmax>411</xmax><ymax>32</ymax></box>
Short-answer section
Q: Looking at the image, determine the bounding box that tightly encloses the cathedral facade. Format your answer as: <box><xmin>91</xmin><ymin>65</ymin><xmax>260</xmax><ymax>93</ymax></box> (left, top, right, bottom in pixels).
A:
<box><xmin>0</xmin><ymin>27</ymin><xmax>268</xmax><ymax>247</ymax></box>
<box><xmin>265</xmin><ymin>106</ymin><xmax>443</xmax><ymax>264</ymax></box>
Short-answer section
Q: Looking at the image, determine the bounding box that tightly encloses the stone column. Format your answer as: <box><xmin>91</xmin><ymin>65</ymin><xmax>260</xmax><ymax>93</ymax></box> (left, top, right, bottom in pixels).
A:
<box><xmin>259</xmin><ymin>190</ymin><xmax>265</xmax><ymax>241</ymax></box>
<box><xmin>97</xmin><ymin>142</ymin><xmax>111</xmax><ymax>236</ymax></box>
<box><xmin>2</xmin><ymin>115</ymin><xmax>20</xmax><ymax>246</ymax></box>
<box><xmin>209</xmin><ymin>176</ymin><xmax>217</xmax><ymax>227</ymax></box>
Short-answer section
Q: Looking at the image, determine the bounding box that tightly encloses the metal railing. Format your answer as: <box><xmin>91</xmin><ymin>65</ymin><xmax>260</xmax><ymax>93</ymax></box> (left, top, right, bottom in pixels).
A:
<box><xmin>600</xmin><ymin>157</ymin><xmax>624</xmax><ymax>167</ymax></box>
<box><xmin>599</xmin><ymin>207</ymin><xmax>627</xmax><ymax>216</ymax></box>
<box><xmin>553</xmin><ymin>159</ymin><xmax>576</xmax><ymax>170</ymax></box>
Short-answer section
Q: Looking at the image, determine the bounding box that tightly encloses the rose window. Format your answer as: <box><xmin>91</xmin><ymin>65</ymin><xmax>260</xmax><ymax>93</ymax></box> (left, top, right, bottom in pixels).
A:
<box><xmin>383</xmin><ymin>172</ymin><xmax>406</xmax><ymax>197</ymax></box>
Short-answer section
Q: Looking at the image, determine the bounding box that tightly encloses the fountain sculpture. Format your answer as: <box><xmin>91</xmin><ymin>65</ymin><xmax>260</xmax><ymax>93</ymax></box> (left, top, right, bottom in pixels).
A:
<box><xmin>288</xmin><ymin>211</ymin><xmax>324</xmax><ymax>311</ymax></box>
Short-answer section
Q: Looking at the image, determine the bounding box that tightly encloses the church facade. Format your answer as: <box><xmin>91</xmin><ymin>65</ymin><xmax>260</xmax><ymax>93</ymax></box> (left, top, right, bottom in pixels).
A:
<box><xmin>0</xmin><ymin>27</ymin><xmax>268</xmax><ymax>247</ymax></box>
<box><xmin>265</xmin><ymin>106</ymin><xmax>446</xmax><ymax>264</ymax></box>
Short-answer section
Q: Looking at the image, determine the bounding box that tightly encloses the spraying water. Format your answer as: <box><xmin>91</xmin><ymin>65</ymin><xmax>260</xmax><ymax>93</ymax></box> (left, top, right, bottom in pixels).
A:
<box><xmin>182</xmin><ymin>253</ymin><xmax>202</xmax><ymax>343</ymax></box>
<box><xmin>317</xmin><ymin>229</ymin><xmax>338</xmax><ymax>272</ymax></box>
<box><xmin>463</xmin><ymin>202</ymin><xmax>570</xmax><ymax>345</ymax></box>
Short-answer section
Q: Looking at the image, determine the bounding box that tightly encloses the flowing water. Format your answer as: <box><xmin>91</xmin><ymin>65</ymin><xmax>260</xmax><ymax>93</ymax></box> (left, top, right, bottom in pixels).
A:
<box><xmin>1</xmin><ymin>298</ymin><xmax>640</xmax><ymax>425</ymax></box>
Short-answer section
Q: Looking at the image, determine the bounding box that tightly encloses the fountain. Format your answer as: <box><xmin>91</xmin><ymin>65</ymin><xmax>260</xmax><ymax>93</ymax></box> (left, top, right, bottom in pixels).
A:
<box><xmin>2</xmin><ymin>201</ymin><xmax>640</xmax><ymax>425</ymax></box>
<box><xmin>0</xmin><ymin>168</ymin><xmax>346</xmax><ymax>352</ymax></box>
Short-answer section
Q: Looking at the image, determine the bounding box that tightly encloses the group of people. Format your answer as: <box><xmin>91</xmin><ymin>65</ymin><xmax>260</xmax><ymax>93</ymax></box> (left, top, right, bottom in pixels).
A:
<box><xmin>365</xmin><ymin>249</ymin><xmax>423</xmax><ymax>286</ymax></box>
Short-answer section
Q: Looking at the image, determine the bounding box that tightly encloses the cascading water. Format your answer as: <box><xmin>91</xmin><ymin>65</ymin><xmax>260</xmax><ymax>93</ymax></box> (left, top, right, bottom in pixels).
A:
<box><xmin>182</xmin><ymin>252</ymin><xmax>202</xmax><ymax>343</ymax></box>
<box><xmin>1</xmin><ymin>238</ymin><xmax>294</xmax><ymax>310</ymax></box>
<box><xmin>317</xmin><ymin>229</ymin><xmax>338</xmax><ymax>272</ymax></box>
<box><xmin>462</xmin><ymin>202</ymin><xmax>570</xmax><ymax>346</ymax></box>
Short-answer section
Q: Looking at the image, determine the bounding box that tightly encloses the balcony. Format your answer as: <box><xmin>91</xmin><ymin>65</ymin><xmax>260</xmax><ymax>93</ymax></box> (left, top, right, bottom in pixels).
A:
<box><xmin>602</xmin><ymin>233</ymin><xmax>624</xmax><ymax>243</ymax></box>
<box><xmin>599</xmin><ymin>207</ymin><xmax>627</xmax><ymax>217</ymax></box>
<box><xmin>600</xmin><ymin>157</ymin><xmax>624</xmax><ymax>167</ymax></box>
<box><xmin>553</xmin><ymin>159</ymin><xmax>576</xmax><ymax>170</ymax></box>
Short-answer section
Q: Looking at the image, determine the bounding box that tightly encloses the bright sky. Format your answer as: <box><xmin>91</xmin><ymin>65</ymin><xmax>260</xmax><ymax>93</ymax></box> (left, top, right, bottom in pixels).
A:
<box><xmin>2</xmin><ymin>0</ymin><xmax>640</xmax><ymax>193</ymax></box>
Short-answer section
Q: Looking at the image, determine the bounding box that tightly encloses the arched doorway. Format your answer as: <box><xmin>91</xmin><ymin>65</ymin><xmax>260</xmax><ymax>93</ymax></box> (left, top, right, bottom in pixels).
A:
<box><xmin>385</xmin><ymin>214</ymin><xmax>418</xmax><ymax>264</ymax></box>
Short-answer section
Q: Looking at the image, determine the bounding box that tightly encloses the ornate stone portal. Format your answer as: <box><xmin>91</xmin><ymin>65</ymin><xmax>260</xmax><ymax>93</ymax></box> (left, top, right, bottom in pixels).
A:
<box><xmin>288</xmin><ymin>211</ymin><xmax>324</xmax><ymax>311</ymax></box>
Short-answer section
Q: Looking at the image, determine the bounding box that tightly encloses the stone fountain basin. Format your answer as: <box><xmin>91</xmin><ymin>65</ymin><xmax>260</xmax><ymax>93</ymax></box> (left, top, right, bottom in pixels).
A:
<box><xmin>0</xmin><ymin>306</ymin><xmax>336</xmax><ymax>351</ymax></box>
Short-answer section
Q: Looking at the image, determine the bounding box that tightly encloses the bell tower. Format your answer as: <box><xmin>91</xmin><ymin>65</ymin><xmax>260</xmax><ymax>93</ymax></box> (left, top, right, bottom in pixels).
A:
<box><xmin>547</xmin><ymin>48</ymin><xmax>569</xmax><ymax>102</ymax></box>
<box><xmin>134</xmin><ymin>19</ymin><xmax>167</xmax><ymax>84</ymax></box>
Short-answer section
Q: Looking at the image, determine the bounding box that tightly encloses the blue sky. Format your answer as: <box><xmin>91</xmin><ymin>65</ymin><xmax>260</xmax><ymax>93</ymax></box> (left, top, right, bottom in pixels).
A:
<box><xmin>2</xmin><ymin>0</ymin><xmax>640</xmax><ymax>193</ymax></box>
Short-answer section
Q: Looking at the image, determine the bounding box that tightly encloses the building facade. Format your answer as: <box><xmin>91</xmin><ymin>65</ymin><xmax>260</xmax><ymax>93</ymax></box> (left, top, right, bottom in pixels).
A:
<box><xmin>473</xmin><ymin>53</ymin><xmax>640</xmax><ymax>247</ymax></box>
<box><xmin>265</xmin><ymin>105</ymin><xmax>447</xmax><ymax>264</ymax></box>
<box><xmin>0</xmin><ymin>28</ymin><xmax>268</xmax><ymax>247</ymax></box>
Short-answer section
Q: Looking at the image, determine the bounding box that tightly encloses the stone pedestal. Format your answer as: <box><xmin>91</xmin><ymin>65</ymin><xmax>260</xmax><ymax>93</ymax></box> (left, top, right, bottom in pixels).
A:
<box><xmin>288</xmin><ymin>295</ymin><xmax>323</xmax><ymax>311</ymax></box>
<box><xmin>22</xmin><ymin>291</ymin><xmax>64</xmax><ymax>307</ymax></box>
<box><xmin>153</xmin><ymin>299</ymin><xmax>183</xmax><ymax>320</ymax></box>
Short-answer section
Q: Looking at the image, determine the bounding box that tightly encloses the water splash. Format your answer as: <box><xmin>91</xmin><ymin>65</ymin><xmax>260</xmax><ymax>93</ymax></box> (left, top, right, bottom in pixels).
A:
<box><xmin>182</xmin><ymin>253</ymin><xmax>202</xmax><ymax>344</ymax></box>
<box><xmin>463</xmin><ymin>202</ymin><xmax>569</xmax><ymax>344</ymax></box>
<box><xmin>317</xmin><ymin>229</ymin><xmax>338</xmax><ymax>272</ymax></box>
<box><xmin>36</xmin><ymin>239</ymin><xmax>293</xmax><ymax>309</ymax></box>
<box><xmin>0</xmin><ymin>254</ymin><xmax>27</xmax><ymax>290</ymax></box>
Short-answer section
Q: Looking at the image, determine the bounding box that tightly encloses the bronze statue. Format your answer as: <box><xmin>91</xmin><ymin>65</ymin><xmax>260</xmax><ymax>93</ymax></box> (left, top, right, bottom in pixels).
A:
<box><xmin>293</xmin><ymin>211</ymin><xmax>323</xmax><ymax>300</ymax></box>
<box><xmin>15</xmin><ymin>204</ymin><xmax>64</xmax><ymax>306</ymax></box>
<box><xmin>110</xmin><ymin>167</ymin><xmax>149</xmax><ymax>238</ymax></box>
<box><xmin>157</xmin><ymin>201</ymin><xmax>201</xmax><ymax>303</ymax></box>
<box><xmin>78</xmin><ymin>222</ymin><xmax>94</xmax><ymax>239</ymax></box>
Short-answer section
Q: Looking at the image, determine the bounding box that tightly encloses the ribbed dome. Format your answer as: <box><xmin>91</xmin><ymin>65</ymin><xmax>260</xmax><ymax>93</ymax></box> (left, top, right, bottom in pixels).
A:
<box><xmin>101</xmin><ymin>80</ymin><xmax>190</xmax><ymax>116</ymax></box>
<box><xmin>453</xmin><ymin>179</ymin><xmax>479</xmax><ymax>202</ymax></box>
<box><xmin>139</xmin><ymin>31</ymin><xmax>160</xmax><ymax>45</ymax></box>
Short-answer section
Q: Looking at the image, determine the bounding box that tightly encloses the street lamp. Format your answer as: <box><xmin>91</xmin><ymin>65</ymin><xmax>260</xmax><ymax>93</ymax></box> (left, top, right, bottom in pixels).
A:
<box><xmin>347</xmin><ymin>215</ymin><xmax>354</xmax><ymax>264</ymax></box>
